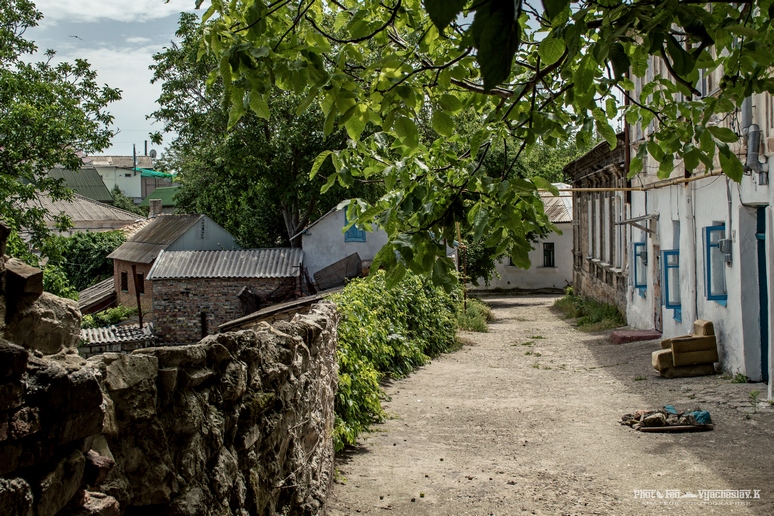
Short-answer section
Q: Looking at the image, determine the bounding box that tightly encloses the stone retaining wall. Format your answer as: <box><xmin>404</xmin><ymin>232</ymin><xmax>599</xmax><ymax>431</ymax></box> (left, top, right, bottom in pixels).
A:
<box><xmin>0</xmin><ymin>224</ymin><xmax>339</xmax><ymax>515</ymax></box>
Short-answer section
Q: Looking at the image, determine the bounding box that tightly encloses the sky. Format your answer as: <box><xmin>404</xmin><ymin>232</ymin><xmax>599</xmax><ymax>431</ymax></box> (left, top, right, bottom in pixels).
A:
<box><xmin>28</xmin><ymin>0</ymin><xmax>199</xmax><ymax>157</ymax></box>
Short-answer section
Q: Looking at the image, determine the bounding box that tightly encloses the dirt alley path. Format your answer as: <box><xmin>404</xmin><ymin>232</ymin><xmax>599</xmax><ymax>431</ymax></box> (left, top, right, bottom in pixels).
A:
<box><xmin>327</xmin><ymin>295</ymin><xmax>774</xmax><ymax>515</ymax></box>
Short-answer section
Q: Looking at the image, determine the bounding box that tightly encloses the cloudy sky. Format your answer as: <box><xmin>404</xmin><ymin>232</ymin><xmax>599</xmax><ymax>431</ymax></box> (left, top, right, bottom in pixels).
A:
<box><xmin>28</xmin><ymin>0</ymin><xmax>199</xmax><ymax>156</ymax></box>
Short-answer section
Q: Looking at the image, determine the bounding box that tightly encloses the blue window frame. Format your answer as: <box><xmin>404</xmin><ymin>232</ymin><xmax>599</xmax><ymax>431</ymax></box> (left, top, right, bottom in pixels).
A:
<box><xmin>662</xmin><ymin>250</ymin><xmax>680</xmax><ymax>309</ymax></box>
<box><xmin>633</xmin><ymin>242</ymin><xmax>647</xmax><ymax>289</ymax></box>
<box><xmin>705</xmin><ymin>225</ymin><xmax>727</xmax><ymax>302</ymax></box>
<box><xmin>344</xmin><ymin>210</ymin><xmax>366</xmax><ymax>242</ymax></box>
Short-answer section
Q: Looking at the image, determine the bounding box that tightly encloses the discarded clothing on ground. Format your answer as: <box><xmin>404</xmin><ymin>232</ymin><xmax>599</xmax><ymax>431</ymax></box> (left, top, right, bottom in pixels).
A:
<box><xmin>620</xmin><ymin>406</ymin><xmax>713</xmax><ymax>432</ymax></box>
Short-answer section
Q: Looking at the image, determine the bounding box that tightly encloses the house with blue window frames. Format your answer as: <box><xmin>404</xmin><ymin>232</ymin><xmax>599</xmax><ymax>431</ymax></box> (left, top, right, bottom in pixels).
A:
<box><xmin>623</xmin><ymin>55</ymin><xmax>774</xmax><ymax>391</ymax></box>
<box><xmin>299</xmin><ymin>204</ymin><xmax>389</xmax><ymax>281</ymax></box>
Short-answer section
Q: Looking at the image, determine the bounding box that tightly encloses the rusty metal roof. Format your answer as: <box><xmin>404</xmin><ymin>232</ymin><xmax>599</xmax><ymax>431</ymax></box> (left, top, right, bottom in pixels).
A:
<box><xmin>539</xmin><ymin>183</ymin><xmax>573</xmax><ymax>223</ymax></box>
<box><xmin>80</xmin><ymin>322</ymin><xmax>154</xmax><ymax>345</ymax></box>
<box><xmin>147</xmin><ymin>248</ymin><xmax>304</xmax><ymax>280</ymax></box>
<box><xmin>107</xmin><ymin>214</ymin><xmax>203</xmax><ymax>263</ymax></box>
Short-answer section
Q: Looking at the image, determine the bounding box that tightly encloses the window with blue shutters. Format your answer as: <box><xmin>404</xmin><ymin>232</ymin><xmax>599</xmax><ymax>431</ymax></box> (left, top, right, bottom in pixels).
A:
<box><xmin>344</xmin><ymin>210</ymin><xmax>366</xmax><ymax>242</ymax></box>
<box><xmin>633</xmin><ymin>242</ymin><xmax>647</xmax><ymax>290</ymax></box>
<box><xmin>662</xmin><ymin>250</ymin><xmax>680</xmax><ymax>310</ymax></box>
<box><xmin>705</xmin><ymin>225</ymin><xmax>727</xmax><ymax>302</ymax></box>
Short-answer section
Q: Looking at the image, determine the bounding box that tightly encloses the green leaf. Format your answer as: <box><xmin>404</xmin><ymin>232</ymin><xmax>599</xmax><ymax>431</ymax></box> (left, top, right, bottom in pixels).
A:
<box><xmin>470</xmin><ymin>0</ymin><xmax>520</xmax><ymax>91</ymax></box>
<box><xmin>666</xmin><ymin>35</ymin><xmax>695</xmax><ymax>76</ymax></box>
<box><xmin>541</xmin><ymin>0</ymin><xmax>570</xmax><ymax>20</ymax></box>
<box><xmin>228</xmin><ymin>87</ymin><xmax>246</xmax><ymax>130</ymax></box>
<box><xmin>393</xmin><ymin>116</ymin><xmax>419</xmax><ymax>150</ymax></box>
<box><xmin>439</xmin><ymin>93</ymin><xmax>463</xmax><ymax>113</ymax></box>
<box><xmin>608</xmin><ymin>42</ymin><xmax>630</xmax><ymax>80</ymax></box>
<box><xmin>310</xmin><ymin>151</ymin><xmax>333</xmax><ymax>179</ymax></box>
<box><xmin>385</xmin><ymin>262</ymin><xmax>406</xmax><ymax>288</ymax></box>
<box><xmin>718</xmin><ymin>144</ymin><xmax>744</xmax><ymax>182</ymax></box>
<box><xmin>344</xmin><ymin>105</ymin><xmax>368</xmax><ymax>140</ymax></box>
<box><xmin>605</xmin><ymin>98</ymin><xmax>617</xmax><ymax>119</ymax></box>
<box><xmin>424</xmin><ymin>0</ymin><xmax>467</xmax><ymax>31</ymax></box>
<box><xmin>707</xmin><ymin>126</ymin><xmax>738</xmax><ymax>143</ymax></box>
<box><xmin>592</xmin><ymin>108</ymin><xmax>617</xmax><ymax>149</ymax></box>
<box><xmin>628</xmin><ymin>156</ymin><xmax>643</xmax><ymax>178</ymax></box>
<box><xmin>538</xmin><ymin>37</ymin><xmax>566</xmax><ymax>66</ymax></box>
<box><xmin>431</xmin><ymin>110</ymin><xmax>455</xmax><ymax>137</ymax></box>
<box><xmin>470</xmin><ymin>129</ymin><xmax>487</xmax><ymax>159</ymax></box>
<box><xmin>531</xmin><ymin>176</ymin><xmax>558</xmax><ymax>195</ymax></box>
<box><xmin>248</xmin><ymin>93</ymin><xmax>270</xmax><ymax>120</ymax></box>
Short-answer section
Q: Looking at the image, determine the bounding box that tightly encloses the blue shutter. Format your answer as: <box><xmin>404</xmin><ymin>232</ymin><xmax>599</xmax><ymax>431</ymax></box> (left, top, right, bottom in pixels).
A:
<box><xmin>344</xmin><ymin>210</ymin><xmax>366</xmax><ymax>242</ymax></box>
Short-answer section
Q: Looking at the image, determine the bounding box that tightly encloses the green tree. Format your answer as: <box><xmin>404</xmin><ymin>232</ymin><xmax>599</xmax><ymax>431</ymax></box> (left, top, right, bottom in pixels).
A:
<box><xmin>150</xmin><ymin>13</ymin><xmax>379</xmax><ymax>248</ymax></box>
<box><xmin>110</xmin><ymin>185</ymin><xmax>146</xmax><ymax>217</ymax></box>
<box><xmin>196</xmin><ymin>0</ymin><xmax>774</xmax><ymax>287</ymax></box>
<box><xmin>49</xmin><ymin>230</ymin><xmax>126</xmax><ymax>291</ymax></box>
<box><xmin>0</xmin><ymin>0</ymin><xmax>121</xmax><ymax>249</ymax></box>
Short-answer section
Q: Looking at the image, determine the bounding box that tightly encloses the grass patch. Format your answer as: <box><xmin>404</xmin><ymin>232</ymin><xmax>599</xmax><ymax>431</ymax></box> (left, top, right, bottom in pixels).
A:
<box><xmin>81</xmin><ymin>305</ymin><xmax>138</xmax><ymax>329</ymax></box>
<box><xmin>731</xmin><ymin>372</ymin><xmax>749</xmax><ymax>384</ymax></box>
<box><xmin>457</xmin><ymin>298</ymin><xmax>492</xmax><ymax>332</ymax></box>
<box><xmin>552</xmin><ymin>292</ymin><xmax>625</xmax><ymax>331</ymax></box>
<box><xmin>529</xmin><ymin>335</ymin><xmax>544</xmax><ymax>339</ymax></box>
<box><xmin>634</xmin><ymin>376</ymin><xmax>646</xmax><ymax>381</ymax></box>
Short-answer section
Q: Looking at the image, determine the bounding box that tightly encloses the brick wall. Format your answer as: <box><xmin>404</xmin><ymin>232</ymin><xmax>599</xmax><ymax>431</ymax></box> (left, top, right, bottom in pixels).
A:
<box><xmin>153</xmin><ymin>276</ymin><xmax>298</xmax><ymax>343</ymax></box>
<box><xmin>113</xmin><ymin>259</ymin><xmax>154</xmax><ymax>312</ymax></box>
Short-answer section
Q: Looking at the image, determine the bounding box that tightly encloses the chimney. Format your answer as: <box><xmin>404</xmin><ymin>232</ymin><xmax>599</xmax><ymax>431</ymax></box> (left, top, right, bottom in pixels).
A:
<box><xmin>149</xmin><ymin>199</ymin><xmax>163</xmax><ymax>218</ymax></box>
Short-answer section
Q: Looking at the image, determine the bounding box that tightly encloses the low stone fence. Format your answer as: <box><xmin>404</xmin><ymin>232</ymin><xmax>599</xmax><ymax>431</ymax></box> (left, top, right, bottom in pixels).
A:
<box><xmin>0</xmin><ymin>227</ymin><xmax>339</xmax><ymax>515</ymax></box>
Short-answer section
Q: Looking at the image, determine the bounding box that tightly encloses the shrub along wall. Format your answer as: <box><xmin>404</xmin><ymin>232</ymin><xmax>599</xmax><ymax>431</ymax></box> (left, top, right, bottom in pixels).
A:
<box><xmin>331</xmin><ymin>270</ymin><xmax>460</xmax><ymax>450</ymax></box>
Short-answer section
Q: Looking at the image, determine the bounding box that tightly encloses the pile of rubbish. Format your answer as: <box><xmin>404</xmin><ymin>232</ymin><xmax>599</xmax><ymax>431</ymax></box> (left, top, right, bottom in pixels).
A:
<box><xmin>620</xmin><ymin>405</ymin><xmax>713</xmax><ymax>432</ymax></box>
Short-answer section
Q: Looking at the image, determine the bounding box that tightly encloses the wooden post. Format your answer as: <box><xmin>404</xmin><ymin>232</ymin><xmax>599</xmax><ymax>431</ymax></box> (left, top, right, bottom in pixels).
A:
<box><xmin>131</xmin><ymin>264</ymin><xmax>144</xmax><ymax>327</ymax></box>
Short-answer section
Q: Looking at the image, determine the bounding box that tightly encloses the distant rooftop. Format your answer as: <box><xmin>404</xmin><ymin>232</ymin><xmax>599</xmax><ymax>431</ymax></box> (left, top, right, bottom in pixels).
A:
<box><xmin>539</xmin><ymin>183</ymin><xmax>573</xmax><ymax>224</ymax></box>
<box><xmin>33</xmin><ymin>192</ymin><xmax>140</xmax><ymax>225</ymax></box>
<box><xmin>48</xmin><ymin>168</ymin><xmax>113</xmax><ymax>203</ymax></box>
<box><xmin>107</xmin><ymin>214</ymin><xmax>205</xmax><ymax>263</ymax></box>
<box><xmin>89</xmin><ymin>155</ymin><xmax>154</xmax><ymax>169</ymax></box>
<box><xmin>139</xmin><ymin>186</ymin><xmax>180</xmax><ymax>207</ymax></box>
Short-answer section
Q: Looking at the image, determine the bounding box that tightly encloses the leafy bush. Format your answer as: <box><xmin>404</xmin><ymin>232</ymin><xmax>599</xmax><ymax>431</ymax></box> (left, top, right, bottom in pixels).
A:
<box><xmin>553</xmin><ymin>291</ymin><xmax>625</xmax><ymax>331</ymax></box>
<box><xmin>457</xmin><ymin>298</ymin><xmax>492</xmax><ymax>332</ymax></box>
<box><xmin>51</xmin><ymin>231</ymin><xmax>126</xmax><ymax>291</ymax></box>
<box><xmin>81</xmin><ymin>305</ymin><xmax>138</xmax><ymax>329</ymax></box>
<box><xmin>331</xmin><ymin>270</ymin><xmax>460</xmax><ymax>450</ymax></box>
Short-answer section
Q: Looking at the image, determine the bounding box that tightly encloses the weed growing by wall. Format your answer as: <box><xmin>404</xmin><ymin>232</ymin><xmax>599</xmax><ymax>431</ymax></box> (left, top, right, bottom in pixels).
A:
<box><xmin>331</xmin><ymin>270</ymin><xmax>460</xmax><ymax>450</ymax></box>
<box><xmin>553</xmin><ymin>292</ymin><xmax>625</xmax><ymax>331</ymax></box>
<box><xmin>457</xmin><ymin>298</ymin><xmax>493</xmax><ymax>332</ymax></box>
<box><xmin>81</xmin><ymin>306</ymin><xmax>139</xmax><ymax>329</ymax></box>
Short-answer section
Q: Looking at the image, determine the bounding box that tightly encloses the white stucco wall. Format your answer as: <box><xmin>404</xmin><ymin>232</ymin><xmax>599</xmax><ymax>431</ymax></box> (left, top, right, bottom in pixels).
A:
<box><xmin>471</xmin><ymin>223</ymin><xmax>573</xmax><ymax>290</ymax></box>
<box><xmin>301</xmin><ymin>208</ymin><xmax>389</xmax><ymax>279</ymax></box>
<box><xmin>96</xmin><ymin>166</ymin><xmax>143</xmax><ymax>200</ymax></box>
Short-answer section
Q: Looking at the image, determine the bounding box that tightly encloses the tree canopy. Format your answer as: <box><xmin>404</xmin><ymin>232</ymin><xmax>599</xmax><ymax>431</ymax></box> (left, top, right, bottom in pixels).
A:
<box><xmin>195</xmin><ymin>0</ymin><xmax>773</xmax><ymax>288</ymax></box>
<box><xmin>150</xmin><ymin>12</ymin><xmax>380</xmax><ymax>247</ymax></box>
<box><xmin>0</xmin><ymin>0</ymin><xmax>121</xmax><ymax>248</ymax></box>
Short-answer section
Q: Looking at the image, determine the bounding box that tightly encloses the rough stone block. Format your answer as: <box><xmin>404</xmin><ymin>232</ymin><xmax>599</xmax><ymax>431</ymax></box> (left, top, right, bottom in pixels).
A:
<box><xmin>0</xmin><ymin>477</ymin><xmax>33</xmax><ymax>516</ymax></box>
<box><xmin>0</xmin><ymin>382</ymin><xmax>23</xmax><ymax>412</ymax></box>
<box><xmin>10</xmin><ymin>406</ymin><xmax>41</xmax><ymax>439</ymax></box>
<box><xmin>4</xmin><ymin>292</ymin><xmax>81</xmax><ymax>354</ymax></box>
<box><xmin>105</xmin><ymin>354</ymin><xmax>158</xmax><ymax>392</ymax></box>
<box><xmin>84</xmin><ymin>450</ymin><xmax>115</xmax><ymax>489</ymax></box>
<box><xmin>5</xmin><ymin>258</ymin><xmax>43</xmax><ymax>298</ymax></box>
<box><xmin>0</xmin><ymin>220</ymin><xmax>10</xmax><ymax>257</ymax></box>
<box><xmin>38</xmin><ymin>449</ymin><xmax>86</xmax><ymax>516</ymax></box>
<box><xmin>67</xmin><ymin>491</ymin><xmax>120</xmax><ymax>516</ymax></box>
<box><xmin>0</xmin><ymin>339</ymin><xmax>28</xmax><ymax>382</ymax></box>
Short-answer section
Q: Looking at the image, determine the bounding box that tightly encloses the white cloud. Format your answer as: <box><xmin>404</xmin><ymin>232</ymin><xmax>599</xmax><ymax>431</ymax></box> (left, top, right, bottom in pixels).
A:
<box><xmin>34</xmin><ymin>0</ymin><xmax>194</xmax><ymax>25</ymax></box>
<box><xmin>126</xmin><ymin>36</ymin><xmax>153</xmax><ymax>44</ymax></box>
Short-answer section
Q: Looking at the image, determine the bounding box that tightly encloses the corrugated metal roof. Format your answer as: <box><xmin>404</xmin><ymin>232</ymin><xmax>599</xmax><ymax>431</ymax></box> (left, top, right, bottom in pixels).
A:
<box><xmin>107</xmin><ymin>214</ymin><xmax>203</xmax><ymax>263</ymax></box>
<box><xmin>138</xmin><ymin>186</ymin><xmax>180</xmax><ymax>207</ymax></box>
<box><xmin>48</xmin><ymin>168</ymin><xmax>113</xmax><ymax>203</ymax></box>
<box><xmin>34</xmin><ymin>193</ymin><xmax>140</xmax><ymax>224</ymax></box>
<box><xmin>77</xmin><ymin>277</ymin><xmax>115</xmax><ymax>311</ymax></box>
<box><xmin>120</xmin><ymin>218</ymin><xmax>153</xmax><ymax>239</ymax></box>
<box><xmin>80</xmin><ymin>322</ymin><xmax>154</xmax><ymax>345</ymax></box>
<box><xmin>147</xmin><ymin>248</ymin><xmax>304</xmax><ymax>280</ymax></box>
<box><xmin>539</xmin><ymin>183</ymin><xmax>573</xmax><ymax>224</ymax></box>
<box><xmin>88</xmin><ymin>155</ymin><xmax>154</xmax><ymax>168</ymax></box>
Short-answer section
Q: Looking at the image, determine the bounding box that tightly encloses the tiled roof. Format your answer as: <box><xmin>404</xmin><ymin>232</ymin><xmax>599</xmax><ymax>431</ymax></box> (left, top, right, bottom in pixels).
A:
<box><xmin>34</xmin><ymin>193</ymin><xmax>140</xmax><ymax>225</ymax></box>
<box><xmin>77</xmin><ymin>277</ymin><xmax>115</xmax><ymax>311</ymax></box>
<box><xmin>88</xmin><ymin>155</ymin><xmax>154</xmax><ymax>168</ymax></box>
<box><xmin>120</xmin><ymin>218</ymin><xmax>153</xmax><ymax>239</ymax></box>
<box><xmin>80</xmin><ymin>322</ymin><xmax>154</xmax><ymax>345</ymax></box>
<box><xmin>48</xmin><ymin>167</ymin><xmax>113</xmax><ymax>203</ymax></box>
<box><xmin>147</xmin><ymin>248</ymin><xmax>304</xmax><ymax>280</ymax></box>
<box><xmin>138</xmin><ymin>186</ymin><xmax>180</xmax><ymax>207</ymax></box>
<box><xmin>539</xmin><ymin>183</ymin><xmax>573</xmax><ymax>224</ymax></box>
<box><xmin>107</xmin><ymin>214</ymin><xmax>203</xmax><ymax>263</ymax></box>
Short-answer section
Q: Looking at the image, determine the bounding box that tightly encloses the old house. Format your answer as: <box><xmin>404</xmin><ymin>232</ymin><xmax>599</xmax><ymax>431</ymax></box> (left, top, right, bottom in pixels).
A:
<box><xmin>563</xmin><ymin>134</ymin><xmax>630</xmax><ymax>313</ymax></box>
<box><xmin>148</xmin><ymin>248</ymin><xmax>304</xmax><ymax>343</ymax></box>
<box><xmin>106</xmin><ymin>214</ymin><xmax>239</xmax><ymax>311</ymax></box>
<box><xmin>300</xmin><ymin>206</ymin><xmax>389</xmax><ymax>280</ymax></box>
<box><xmin>472</xmin><ymin>184</ymin><xmax>574</xmax><ymax>291</ymax></box>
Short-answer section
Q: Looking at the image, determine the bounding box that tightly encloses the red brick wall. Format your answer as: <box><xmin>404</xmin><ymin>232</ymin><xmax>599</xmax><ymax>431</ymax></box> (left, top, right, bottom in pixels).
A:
<box><xmin>153</xmin><ymin>276</ymin><xmax>298</xmax><ymax>344</ymax></box>
<box><xmin>113</xmin><ymin>260</ymin><xmax>154</xmax><ymax>312</ymax></box>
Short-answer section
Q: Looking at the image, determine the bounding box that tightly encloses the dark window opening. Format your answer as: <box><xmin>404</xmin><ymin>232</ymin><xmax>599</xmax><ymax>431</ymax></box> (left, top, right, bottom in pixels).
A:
<box><xmin>136</xmin><ymin>273</ymin><xmax>145</xmax><ymax>294</ymax></box>
<box><xmin>120</xmin><ymin>272</ymin><xmax>128</xmax><ymax>292</ymax></box>
<box><xmin>543</xmin><ymin>243</ymin><xmax>555</xmax><ymax>268</ymax></box>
